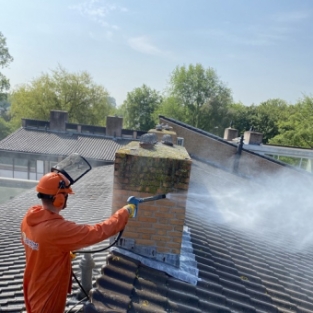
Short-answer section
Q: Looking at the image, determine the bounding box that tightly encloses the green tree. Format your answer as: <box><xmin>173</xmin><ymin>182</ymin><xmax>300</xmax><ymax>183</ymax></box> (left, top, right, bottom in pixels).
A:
<box><xmin>228</xmin><ymin>99</ymin><xmax>288</xmax><ymax>143</ymax></box>
<box><xmin>0</xmin><ymin>97</ymin><xmax>11</xmax><ymax>121</ymax></box>
<box><xmin>269</xmin><ymin>96</ymin><xmax>313</xmax><ymax>148</ymax></box>
<box><xmin>10</xmin><ymin>66</ymin><xmax>114</xmax><ymax>128</ymax></box>
<box><xmin>0</xmin><ymin>116</ymin><xmax>12</xmax><ymax>140</ymax></box>
<box><xmin>251</xmin><ymin>99</ymin><xmax>288</xmax><ymax>143</ymax></box>
<box><xmin>0</xmin><ymin>32</ymin><xmax>13</xmax><ymax>101</ymax></box>
<box><xmin>168</xmin><ymin>64</ymin><xmax>232</xmax><ymax>131</ymax></box>
<box><xmin>120</xmin><ymin>84</ymin><xmax>162</xmax><ymax>130</ymax></box>
<box><xmin>156</xmin><ymin>96</ymin><xmax>185</xmax><ymax>121</ymax></box>
<box><xmin>227</xmin><ymin>102</ymin><xmax>251</xmax><ymax>134</ymax></box>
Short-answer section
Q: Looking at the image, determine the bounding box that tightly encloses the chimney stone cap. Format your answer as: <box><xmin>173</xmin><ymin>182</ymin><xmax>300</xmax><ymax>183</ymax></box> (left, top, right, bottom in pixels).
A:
<box><xmin>50</xmin><ymin>109</ymin><xmax>67</xmax><ymax>113</ymax></box>
<box><xmin>117</xmin><ymin>141</ymin><xmax>191</xmax><ymax>161</ymax></box>
<box><xmin>155</xmin><ymin>123</ymin><xmax>173</xmax><ymax>131</ymax></box>
<box><xmin>107</xmin><ymin>115</ymin><xmax>123</xmax><ymax>120</ymax></box>
<box><xmin>244</xmin><ymin>130</ymin><xmax>263</xmax><ymax>145</ymax></box>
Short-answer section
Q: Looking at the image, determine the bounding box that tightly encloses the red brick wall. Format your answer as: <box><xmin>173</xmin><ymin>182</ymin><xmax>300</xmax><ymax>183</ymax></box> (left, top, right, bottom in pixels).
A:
<box><xmin>112</xmin><ymin>189</ymin><xmax>187</xmax><ymax>254</ymax></box>
<box><xmin>112</xmin><ymin>141</ymin><xmax>191</xmax><ymax>258</ymax></box>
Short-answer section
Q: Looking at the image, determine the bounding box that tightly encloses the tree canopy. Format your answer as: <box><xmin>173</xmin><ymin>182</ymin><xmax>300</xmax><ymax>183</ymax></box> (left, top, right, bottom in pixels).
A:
<box><xmin>155</xmin><ymin>96</ymin><xmax>185</xmax><ymax>122</ymax></box>
<box><xmin>0</xmin><ymin>32</ymin><xmax>13</xmax><ymax>98</ymax></box>
<box><xmin>10</xmin><ymin>66</ymin><xmax>114</xmax><ymax>128</ymax></box>
<box><xmin>119</xmin><ymin>84</ymin><xmax>162</xmax><ymax>131</ymax></box>
<box><xmin>166</xmin><ymin>64</ymin><xmax>233</xmax><ymax>133</ymax></box>
<box><xmin>0</xmin><ymin>33</ymin><xmax>13</xmax><ymax>139</ymax></box>
<box><xmin>228</xmin><ymin>99</ymin><xmax>289</xmax><ymax>143</ymax></box>
<box><xmin>269</xmin><ymin>96</ymin><xmax>313</xmax><ymax>148</ymax></box>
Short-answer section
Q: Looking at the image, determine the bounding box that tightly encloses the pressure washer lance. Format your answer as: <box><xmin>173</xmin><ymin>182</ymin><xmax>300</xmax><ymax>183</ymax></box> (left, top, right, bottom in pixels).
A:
<box><xmin>127</xmin><ymin>194</ymin><xmax>167</xmax><ymax>218</ymax></box>
<box><xmin>74</xmin><ymin>193</ymin><xmax>166</xmax><ymax>254</ymax></box>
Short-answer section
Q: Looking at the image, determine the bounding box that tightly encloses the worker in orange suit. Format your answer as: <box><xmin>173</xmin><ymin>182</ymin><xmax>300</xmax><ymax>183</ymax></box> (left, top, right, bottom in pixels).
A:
<box><xmin>21</xmin><ymin>172</ymin><xmax>136</xmax><ymax>313</ymax></box>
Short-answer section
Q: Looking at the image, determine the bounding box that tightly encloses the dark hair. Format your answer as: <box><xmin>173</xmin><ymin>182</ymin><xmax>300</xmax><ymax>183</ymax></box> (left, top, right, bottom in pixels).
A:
<box><xmin>37</xmin><ymin>193</ymin><xmax>53</xmax><ymax>200</ymax></box>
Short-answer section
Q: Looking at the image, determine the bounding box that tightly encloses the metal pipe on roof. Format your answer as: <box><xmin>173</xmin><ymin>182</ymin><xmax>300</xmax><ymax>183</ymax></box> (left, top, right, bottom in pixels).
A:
<box><xmin>78</xmin><ymin>253</ymin><xmax>95</xmax><ymax>300</ymax></box>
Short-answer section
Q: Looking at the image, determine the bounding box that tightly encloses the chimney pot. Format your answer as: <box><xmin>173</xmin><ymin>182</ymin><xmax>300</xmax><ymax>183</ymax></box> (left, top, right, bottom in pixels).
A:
<box><xmin>224</xmin><ymin>127</ymin><xmax>238</xmax><ymax>141</ymax></box>
<box><xmin>49</xmin><ymin>110</ymin><xmax>68</xmax><ymax>132</ymax></box>
<box><xmin>244</xmin><ymin>130</ymin><xmax>263</xmax><ymax>145</ymax></box>
<box><xmin>106</xmin><ymin>116</ymin><xmax>123</xmax><ymax>137</ymax></box>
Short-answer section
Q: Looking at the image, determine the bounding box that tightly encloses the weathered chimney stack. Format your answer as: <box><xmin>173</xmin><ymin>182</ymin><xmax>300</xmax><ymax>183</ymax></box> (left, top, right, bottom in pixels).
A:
<box><xmin>112</xmin><ymin>140</ymin><xmax>191</xmax><ymax>267</ymax></box>
<box><xmin>49</xmin><ymin>110</ymin><xmax>68</xmax><ymax>131</ymax></box>
<box><xmin>244</xmin><ymin>129</ymin><xmax>263</xmax><ymax>145</ymax></box>
<box><xmin>224</xmin><ymin>127</ymin><xmax>238</xmax><ymax>141</ymax></box>
<box><xmin>106</xmin><ymin>116</ymin><xmax>123</xmax><ymax>137</ymax></box>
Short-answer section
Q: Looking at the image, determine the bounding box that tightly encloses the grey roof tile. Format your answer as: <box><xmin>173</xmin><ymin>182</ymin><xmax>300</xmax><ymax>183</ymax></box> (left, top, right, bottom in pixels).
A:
<box><xmin>250</xmin><ymin>298</ymin><xmax>279</xmax><ymax>313</ymax></box>
<box><xmin>90</xmin><ymin>288</ymin><xmax>130</xmax><ymax>312</ymax></box>
<box><xmin>0</xmin><ymin>128</ymin><xmax>130</xmax><ymax>161</ymax></box>
<box><xmin>199</xmin><ymin>299</ymin><xmax>232</xmax><ymax>313</ymax></box>
<box><xmin>132</xmin><ymin>288</ymin><xmax>168</xmax><ymax>312</ymax></box>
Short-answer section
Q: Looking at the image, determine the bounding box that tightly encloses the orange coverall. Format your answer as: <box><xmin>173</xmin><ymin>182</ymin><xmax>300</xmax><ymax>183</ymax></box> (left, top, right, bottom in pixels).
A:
<box><xmin>21</xmin><ymin>205</ymin><xmax>129</xmax><ymax>313</ymax></box>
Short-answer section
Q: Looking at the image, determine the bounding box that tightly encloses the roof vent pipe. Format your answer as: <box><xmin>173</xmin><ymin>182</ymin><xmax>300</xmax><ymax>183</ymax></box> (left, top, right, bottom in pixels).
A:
<box><xmin>49</xmin><ymin>110</ymin><xmax>68</xmax><ymax>132</ymax></box>
<box><xmin>106</xmin><ymin>116</ymin><xmax>123</xmax><ymax>138</ymax></box>
<box><xmin>244</xmin><ymin>128</ymin><xmax>263</xmax><ymax>145</ymax></box>
<box><xmin>233</xmin><ymin>135</ymin><xmax>244</xmax><ymax>174</ymax></box>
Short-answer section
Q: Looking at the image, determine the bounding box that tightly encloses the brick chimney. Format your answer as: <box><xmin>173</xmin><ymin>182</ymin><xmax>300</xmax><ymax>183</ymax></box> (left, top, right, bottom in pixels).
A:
<box><xmin>224</xmin><ymin>127</ymin><xmax>238</xmax><ymax>141</ymax></box>
<box><xmin>49</xmin><ymin>110</ymin><xmax>68</xmax><ymax>131</ymax></box>
<box><xmin>112</xmin><ymin>141</ymin><xmax>191</xmax><ymax>267</ymax></box>
<box><xmin>244</xmin><ymin>130</ymin><xmax>263</xmax><ymax>145</ymax></box>
<box><xmin>106</xmin><ymin>116</ymin><xmax>123</xmax><ymax>137</ymax></box>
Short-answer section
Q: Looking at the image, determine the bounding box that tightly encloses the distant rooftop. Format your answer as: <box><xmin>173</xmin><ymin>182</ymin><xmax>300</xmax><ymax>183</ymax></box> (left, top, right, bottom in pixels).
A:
<box><xmin>0</xmin><ymin>128</ymin><xmax>130</xmax><ymax>162</ymax></box>
<box><xmin>0</xmin><ymin>112</ymin><xmax>148</xmax><ymax>165</ymax></box>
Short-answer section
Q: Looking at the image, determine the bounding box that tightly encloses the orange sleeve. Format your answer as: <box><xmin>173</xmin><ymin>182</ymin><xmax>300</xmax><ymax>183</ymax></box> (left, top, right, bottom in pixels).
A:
<box><xmin>47</xmin><ymin>208</ymin><xmax>129</xmax><ymax>252</ymax></box>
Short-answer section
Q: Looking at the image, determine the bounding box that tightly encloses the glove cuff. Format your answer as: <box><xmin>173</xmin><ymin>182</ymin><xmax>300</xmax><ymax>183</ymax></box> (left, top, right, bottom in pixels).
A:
<box><xmin>123</xmin><ymin>205</ymin><xmax>132</xmax><ymax>215</ymax></box>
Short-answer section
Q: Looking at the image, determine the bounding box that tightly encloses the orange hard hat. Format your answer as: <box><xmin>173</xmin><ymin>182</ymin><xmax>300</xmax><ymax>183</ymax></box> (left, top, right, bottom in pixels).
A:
<box><xmin>36</xmin><ymin>172</ymin><xmax>74</xmax><ymax>196</ymax></box>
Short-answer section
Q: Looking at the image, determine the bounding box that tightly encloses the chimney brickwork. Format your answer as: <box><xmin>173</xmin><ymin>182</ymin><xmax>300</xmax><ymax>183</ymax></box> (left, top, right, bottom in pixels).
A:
<box><xmin>106</xmin><ymin>116</ymin><xmax>123</xmax><ymax>137</ymax></box>
<box><xmin>112</xmin><ymin>141</ymin><xmax>191</xmax><ymax>267</ymax></box>
<box><xmin>49</xmin><ymin>110</ymin><xmax>68</xmax><ymax>131</ymax></box>
<box><xmin>224</xmin><ymin>127</ymin><xmax>238</xmax><ymax>141</ymax></box>
<box><xmin>244</xmin><ymin>130</ymin><xmax>263</xmax><ymax>145</ymax></box>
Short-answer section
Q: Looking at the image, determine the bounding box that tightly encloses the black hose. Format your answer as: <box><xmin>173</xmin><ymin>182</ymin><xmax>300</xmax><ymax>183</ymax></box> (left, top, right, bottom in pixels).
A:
<box><xmin>68</xmin><ymin>230</ymin><xmax>124</xmax><ymax>312</ymax></box>
<box><xmin>65</xmin><ymin>296</ymin><xmax>87</xmax><ymax>313</ymax></box>
<box><xmin>72</xmin><ymin>271</ymin><xmax>89</xmax><ymax>299</ymax></box>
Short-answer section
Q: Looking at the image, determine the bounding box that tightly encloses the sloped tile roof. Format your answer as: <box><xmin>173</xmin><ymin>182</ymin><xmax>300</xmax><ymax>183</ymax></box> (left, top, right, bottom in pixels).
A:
<box><xmin>0</xmin><ymin>128</ymin><xmax>130</xmax><ymax>161</ymax></box>
<box><xmin>86</xmin><ymin>161</ymin><xmax>313</xmax><ymax>313</ymax></box>
<box><xmin>1</xmin><ymin>161</ymin><xmax>313</xmax><ymax>312</ymax></box>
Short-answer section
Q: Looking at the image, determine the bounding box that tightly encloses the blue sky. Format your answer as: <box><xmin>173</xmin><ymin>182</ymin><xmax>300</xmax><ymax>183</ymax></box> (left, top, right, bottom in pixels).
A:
<box><xmin>1</xmin><ymin>0</ymin><xmax>312</xmax><ymax>107</ymax></box>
